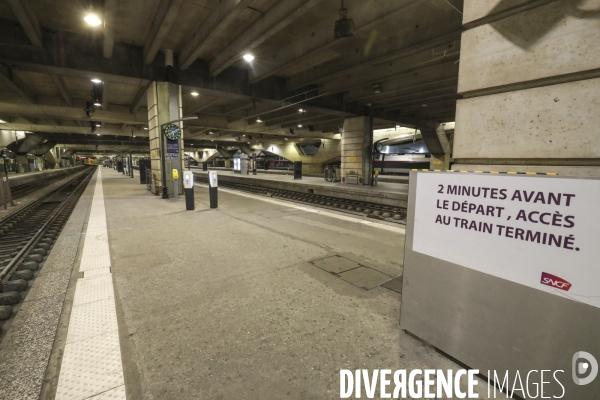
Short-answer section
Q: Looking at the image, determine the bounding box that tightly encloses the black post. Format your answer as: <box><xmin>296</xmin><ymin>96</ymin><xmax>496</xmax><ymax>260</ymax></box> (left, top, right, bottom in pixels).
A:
<box><xmin>293</xmin><ymin>161</ymin><xmax>302</xmax><ymax>180</ymax></box>
<box><xmin>203</xmin><ymin>162</ymin><xmax>207</xmax><ymax>171</ymax></box>
<box><xmin>184</xmin><ymin>171</ymin><xmax>194</xmax><ymax>210</ymax></box>
<box><xmin>252</xmin><ymin>153</ymin><xmax>257</xmax><ymax>175</ymax></box>
<box><xmin>208</xmin><ymin>171</ymin><xmax>218</xmax><ymax>209</ymax></box>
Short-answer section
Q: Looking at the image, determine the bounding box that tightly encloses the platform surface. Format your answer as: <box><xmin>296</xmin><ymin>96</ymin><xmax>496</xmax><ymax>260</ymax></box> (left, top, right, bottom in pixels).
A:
<box><xmin>4</xmin><ymin>168</ymin><xmax>504</xmax><ymax>399</ymax></box>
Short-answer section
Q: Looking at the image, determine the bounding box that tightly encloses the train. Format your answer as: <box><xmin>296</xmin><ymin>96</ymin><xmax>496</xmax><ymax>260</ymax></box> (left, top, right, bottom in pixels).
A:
<box><xmin>373</xmin><ymin>153</ymin><xmax>432</xmax><ymax>175</ymax></box>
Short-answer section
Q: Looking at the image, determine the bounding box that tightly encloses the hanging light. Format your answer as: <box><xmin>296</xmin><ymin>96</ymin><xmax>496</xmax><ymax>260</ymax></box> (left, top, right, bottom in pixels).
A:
<box><xmin>334</xmin><ymin>0</ymin><xmax>354</xmax><ymax>39</ymax></box>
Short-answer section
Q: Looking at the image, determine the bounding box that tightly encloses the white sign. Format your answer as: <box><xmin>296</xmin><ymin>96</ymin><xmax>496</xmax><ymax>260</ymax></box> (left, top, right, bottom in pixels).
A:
<box><xmin>413</xmin><ymin>172</ymin><xmax>600</xmax><ymax>308</ymax></box>
<box><xmin>183</xmin><ymin>170</ymin><xmax>194</xmax><ymax>189</ymax></box>
<box><xmin>208</xmin><ymin>171</ymin><xmax>218</xmax><ymax>188</ymax></box>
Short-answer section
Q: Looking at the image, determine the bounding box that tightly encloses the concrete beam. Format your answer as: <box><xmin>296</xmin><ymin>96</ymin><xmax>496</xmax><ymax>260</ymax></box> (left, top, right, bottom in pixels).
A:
<box><xmin>251</xmin><ymin>0</ymin><xmax>438</xmax><ymax>84</ymax></box>
<box><xmin>209</xmin><ymin>0</ymin><xmax>325</xmax><ymax>76</ymax></box>
<box><xmin>0</xmin><ymin>103</ymin><xmax>146</xmax><ymax>125</ymax></box>
<box><xmin>130</xmin><ymin>84</ymin><xmax>151</xmax><ymax>114</ymax></box>
<box><xmin>0</xmin><ymin>68</ymin><xmax>36</xmax><ymax>104</ymax></box>
<box><xmin>288</xmin><ymin>29</ymin><xmax>462</xmax><ymax>90</ymax></box>
<box><xmin>51</xmin><ymin>75</ymin><xmax>73</xmax><ymax>107</ymax></box>
<box><xmin>7</xmin><ymin>0</ymin><xmax>42</xmax><ymax>46</ymax></box>
<box><xmin>179</xmin><ymin>0</ymin><xmax>253</xmax><ymax>70</ymax></box>
<box><xmin>0</xmin><ymin>122</ymin><xmax>150</xmax><ymax>137</ymax></box>
<box><xmin>103</xmin><ymin>0</ymin><xmax>120</xmax><ymax>58</ymax></box>
<box><xmin>419</xmin><ymin>122</ymin><xmax>451</xmax><ymax>155</ymax></box>
<box><xmin>102</xmin><ymin>82</ymin><xmax>110</xmax><ymax>110</ymax></box>
<box><xmin>322</xmin><ymin>46</ymin><xmax>460</xmax><ymax>97</ymax></box>
<box><xmin>143</xmin><ymin>0</ymin><xmax>185</xmax><ymax>65</ymax></box>
<box><xmin>184</xmin><ymin>98</ymin><xmax>222</xmax><ymax>117</ymax></box>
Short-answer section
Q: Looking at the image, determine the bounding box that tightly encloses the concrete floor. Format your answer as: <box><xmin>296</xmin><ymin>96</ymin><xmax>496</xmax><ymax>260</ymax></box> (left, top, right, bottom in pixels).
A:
<box><xmin>98</xmin><ymin>168</ymin><xmax>501</xmax><ymax>399</ymax></box>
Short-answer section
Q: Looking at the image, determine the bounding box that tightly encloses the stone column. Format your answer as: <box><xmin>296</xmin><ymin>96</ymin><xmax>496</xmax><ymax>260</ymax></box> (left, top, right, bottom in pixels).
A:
<box><xmin>147</xmin><ymin>82</ymin><xmax>184</xmax><ymax>196</ymax></box>
<box><xmin>15</xmin><ymin>155</ymin><xmax>28</xmax><ymax>173</ymax></box>
<box><xmin>453</xmin><ymin>0</ymin><xmax>600</xmax><ymax>177</ymax></box>
<box><xmin>341</xmin><ymin>116</ymin><xmax>373</xmax><ymax>185</ymax></box>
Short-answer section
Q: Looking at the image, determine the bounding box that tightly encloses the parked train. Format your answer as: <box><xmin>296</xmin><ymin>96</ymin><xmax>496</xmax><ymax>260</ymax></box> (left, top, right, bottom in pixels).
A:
<box><xmin>373</xmin><ymin>154</ymin><xmax>431</xmax><ymax>175</ymax></box>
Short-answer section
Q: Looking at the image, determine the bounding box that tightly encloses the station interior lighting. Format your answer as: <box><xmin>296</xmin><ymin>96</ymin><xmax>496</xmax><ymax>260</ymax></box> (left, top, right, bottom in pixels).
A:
<box><xmin>299</xmin><ymin>109</ymin><xmax>304</xmax><ymax>112</ymax></box>
<box><xmin>144</xmin><ymin>127</ymin><xmax>148</xmax><ymax>130</ymax></box>
<box><xmin>0</xmin><ymin>119</ymin><xmax>5</xmax><ymax>123</ymax></box>
<box><xmin>208</xmin><ymin>131</ymin><xmax>214</xmax><ymax>135</ymax></box>
<box><xmin>256</xmin><ymin>117</ymin><xmax>262</xmax><ymax>123</ymax></box>
<box><xmin>91</xmin><ymin>78</ymin><xmax>102</xmax><ymax>83</ymax></box>
<box><xmin>243</xmin><ymin>54</ymin><xmax>255</xmax><ymax>62</ymax></box>
<box><xmin>92</xmin><ymin>82</ymin><xmax>103</xmax><ymax>107</ymax></box>
<box><xmin>191</xmin><ymin>92</ymin><xmax>199</xmax><ymax>96</ymax></box>
<box><xmin>298</xmin><ymin>124</ymin><xmax>302</xmax><ymax>128</ymax></box>
<box><xmin>84</xmin><ymin>14</ymin><xmax>102</xmax><ymax>26</ymax></box>
<box><xmin>334</xmin><ymin>0</ymin><xmax>354</xmax><ymax>39</ymax></box>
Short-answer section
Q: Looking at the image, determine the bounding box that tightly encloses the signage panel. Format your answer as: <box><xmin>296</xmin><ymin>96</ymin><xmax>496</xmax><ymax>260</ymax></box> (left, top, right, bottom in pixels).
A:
<box><xmin>413</xmin><ymin>173</ymin><xmax>600</xmax><ymax>308</ymax></box>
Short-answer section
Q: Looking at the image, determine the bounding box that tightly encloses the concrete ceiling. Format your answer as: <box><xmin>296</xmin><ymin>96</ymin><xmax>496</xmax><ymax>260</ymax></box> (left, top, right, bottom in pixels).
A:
<box><xmin>0</xmin><ymin>0</ymin><xmax>463</xmax><ymax>149</ymax></box>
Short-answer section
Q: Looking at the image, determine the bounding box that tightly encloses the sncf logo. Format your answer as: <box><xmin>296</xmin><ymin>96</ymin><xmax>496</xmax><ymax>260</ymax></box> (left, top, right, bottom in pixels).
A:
<box><xmin>541</xmin><ymin>272</ymin><xmax>572</xmax><ymax>291</ymax></box>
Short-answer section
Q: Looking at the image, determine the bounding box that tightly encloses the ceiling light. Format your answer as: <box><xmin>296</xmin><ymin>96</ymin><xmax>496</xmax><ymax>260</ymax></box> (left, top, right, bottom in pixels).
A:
<box><xmin>91</xmin><ymin>78</ymin><xmax>102</xmax><ymax>83</ymax></box>
<box><xmin>373</xmin><ymin>83</ymin><xmax>381</xmax><ymax>94</ymax></box>
<box><xmin>96</xmin><ymin>133</ymin><xmax>100</xmax><ymax>136</ymax></box>
<box><xmin>144</xmin><ymin>127</ymin><xmax>148</xmax><ymax>130</ymax></box>
<box><xmin>94</xmin><ymin>102</ymin><xmax>101</xmax><ymax>107</ymax></box>
<box><xmin>133</xmin><ymin>135</ymin><xmax>136</xmax><ymax>137</ymax></box>
<box><xmin>297</xmin><ymin>124</ymin><xmax>302</xmax><ymax>128</ymax></box>
<box><xmin>299</xmin><ymin>109</ymin><xmax>304</xmax><ymax>112</ymax></box>
<box><xmin>191</xmin><ymin>92</ymin><xmax>199</xmax><ymax>96</ymax></box>
<box><xmin>211</xmin><ymin>140</ymin><xmax>214</xmax><ymax>142</ymax></box>
<box><xmin>284</xmin><ymin>137</ymin><xmax>288</xmax><ymax>140</ymax></box>
<box><xmin>395</xmin><ymin>125</ymin><xmax>401</xmax><ymax>129</ymax></box>
<box><xmin>208</xmin><ymin>130</ymin><xmax>214</xmax><ymax>135</ymax></box>
<box><xmin>334</xmin><ymin>0</ymin><xmax>354</xmax><ymax>39</ymax></box>
<box><xmin>243</xmin><ymin>54</ymin><xmax>255</xmax><ymax>62</ymax></box>
<box><xmin>84</xmin><ymin>14</ymin><xmax>102</xmax><ymax>26</ymax></box>
<box><xmin>0</xmin><ymin>119</ymin><xmax>5</xmax><ymax>123</ymax></box>
<box><xmin>256</xmin><ymin>117</ymin><xmax>262</xmax><ymax>123</ymax></box>
<box><xmin>242</xmin><ymin>134</ymin><xmax>245</xmax><ymax>137</ymax></box>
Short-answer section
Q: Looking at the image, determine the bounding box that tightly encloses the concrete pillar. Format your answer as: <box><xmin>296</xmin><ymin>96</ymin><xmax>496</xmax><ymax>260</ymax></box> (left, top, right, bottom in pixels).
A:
<box><xmin>15</xmin><ymin>155</ymin><xmax>29</xmax><ymax>173</ymax></box>
<box><xmin>224</xmin><ymin>159</ymin><xmax>232</xmax><ymax>168</ymax></box>
<box><xmin>341</xmin><ymin>116</ymin><xmax>373</xmax><ymax>185</ymax></box>
<box><xmin>454</xmin><ymin>0</ymin><xmax>600</xmax><ymax>177</ymax></box>
<box><xmin>421</xmin><ymin>122</ymin><xmax>451</xmax><ymax>170</ymax></box>
<box><xmin>45</xmin><ymin>150</ymin><xmax>56</xmax><ymax>169</ymax></box>
<box><xmin>147</xmin><ymin>82</ymin><xmax>184</xmax><ymax>196</ymax></box>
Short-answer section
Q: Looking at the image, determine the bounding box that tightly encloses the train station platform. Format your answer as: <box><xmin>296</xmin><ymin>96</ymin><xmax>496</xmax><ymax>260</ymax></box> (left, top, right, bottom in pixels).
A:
<box><xmin>6</xmin><ymin>166</ymin><xmax>86</xmax><ymax>188</ymax></box>
<box><xmin>0</xmin><ymin>167</ymin><xmax>500</xmax><ymax>399</ymax></box>
<box><xmin>193</xmin><ymin>170</ymin><xmax>409</xmax><ymax>208</ymax></box>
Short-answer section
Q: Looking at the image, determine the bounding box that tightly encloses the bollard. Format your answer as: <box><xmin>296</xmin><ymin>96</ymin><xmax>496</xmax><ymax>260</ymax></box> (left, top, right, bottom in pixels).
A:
<box><xmin>293</xmin><ymin>161</ymin><xmax>302</xmax><ymax>180</ymax></box>
<box><xmin>183</xmin><ymin>171</ymin><xmax>194</xmax><ymax>210</ymax></box>
<box><xmin>208</xmin><ymin>171</ymin><xmax>218</xmax><ymax>209</ymax></box>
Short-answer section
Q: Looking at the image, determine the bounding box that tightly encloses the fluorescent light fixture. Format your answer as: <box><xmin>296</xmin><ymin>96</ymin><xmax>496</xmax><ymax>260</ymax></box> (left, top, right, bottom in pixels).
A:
<box><xmin>256</xmin><ymin>117</ymin><xmax>262</xmax><ymax>123</ymax></box>
<box><xmin>95</xmin><ymin>123</ymin><xmax>101</xmax><ymax>127</ymax></box>
<box><xmin>208</xmin><ymin>131</ymin><xmax>214</xmax><ymax>135</ymax></box>
<box><xmin>191</xmin><ymin>92</ymin><xmax>199</xmax><ymax>96</ymax></box>
<box><xmin>395</xmin><ymin>125</ymin><xmax>400</xmax><ymax>129</ymax></box>
<box><xmin>299</xmin><ymin>109</ymin><xmax>304</xmax><ymax>112</ymax></box>
<box><xmin>94</xmin><ymin>102</ymin><xmax>102</xmax><ymax>107</ymax></box>
<box><xmin>0</xmin><ymin>119</ymin><xmax>6</xmax><ymax>123</ymax></box>
<box><xmin>243</xmin><ymin>54</ymin><xmax>255</xmax><ymax>62</ymax></box>
<box><xmin>284</xmin><ymin>137</ymin><xmax>288</xmax><ymax>140</ymax></box>
<box><xmin>84</xmin><ymin>14</ymin><xmax>102</xmax><ymax>26</ymax></box>
<box><xmin>133</xmin><ymin>135</ymin><xmax>136</xmax><ymax>137</ymax></box>
<box><xmin>144</xmin><ymin>127</ymin><xmax>148</xmax><ymax>130</ymax></box>
<box><xmin>96</xmin><ymin>133</ymin><xmax>100</xmax><ymax>136</ymax></box>
<box><xmin>91</xmin><ymin>78</ymin><xmax>102</xmax><ymax>83</ymax></box>
<box><xmin>297</xmin><ymin>124</ymin><xmax>302</xmax><ymax>128</ymax></box>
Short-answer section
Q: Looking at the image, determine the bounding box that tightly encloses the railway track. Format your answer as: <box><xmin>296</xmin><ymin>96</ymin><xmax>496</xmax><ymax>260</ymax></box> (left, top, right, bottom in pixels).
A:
<box><xmin>9</xmin><ymin>172</ymin><xmax>74</xmax><ymax>200</ymax></box>
<box><xmin>0</xmin><ymin>167</ymin><xmax>95</xmax><ymax>335</ymax></box>
<box><xmin>194</xmin><ymin>175</ymin><xmax>407</xmax><ymax>224</ymax></box>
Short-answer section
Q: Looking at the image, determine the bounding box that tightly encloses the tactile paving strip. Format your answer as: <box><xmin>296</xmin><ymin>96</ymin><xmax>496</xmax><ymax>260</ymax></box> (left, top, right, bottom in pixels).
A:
<box><xmin>56</xmin><ymin>169</ymin><xmax>126</xmax><ymax>400</ymax></box>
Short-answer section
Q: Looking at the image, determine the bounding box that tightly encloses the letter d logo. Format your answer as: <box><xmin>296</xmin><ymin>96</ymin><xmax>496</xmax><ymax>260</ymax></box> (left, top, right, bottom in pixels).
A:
<box><xmin>572</xmin><ymin>351</ymin><xmax>598</xmax><ymax>385</ymax></box>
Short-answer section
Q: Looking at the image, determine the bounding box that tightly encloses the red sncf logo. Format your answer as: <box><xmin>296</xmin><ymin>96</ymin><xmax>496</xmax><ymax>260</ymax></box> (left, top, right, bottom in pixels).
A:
<box><xmin>541</xmin><ymin>272</ymin><xmax>572</xmax><ymax>291</ymax></box>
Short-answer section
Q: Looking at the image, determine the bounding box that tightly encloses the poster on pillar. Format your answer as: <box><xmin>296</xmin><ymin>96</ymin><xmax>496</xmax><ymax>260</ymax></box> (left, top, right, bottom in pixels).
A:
<box><xmin>411</xmin><ymin>172</ymin><xmax>600</xmax><ymax>309</ymax></box>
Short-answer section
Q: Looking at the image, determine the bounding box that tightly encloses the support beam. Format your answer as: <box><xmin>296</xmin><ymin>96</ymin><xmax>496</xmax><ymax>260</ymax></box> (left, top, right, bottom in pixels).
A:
<box><xmin>0</xmin><ymin>103</ymin><xmax>146</xmax><ymax>125</ymax></box>
<box><xmin>103</xmin><ymin>0</ymin><xmax>120</xmax><ymax>58</ymax></box>
<box><xmin>102</xmin><ymin>82</ymin><xmax>110</xmax><ymax>110</ymax></box>
<box><xmin>209</xmin><ymin>0</ymin><xmax>325</xmax><ymax>76</ymax></box>
<box><xmin>51</xmin><ymin>75</ymin><xmax>73</xmax><ymax>107</ymax></box>
<box><xmin>143</xmin><ymin>0</ymin><xmax>185</xmax><ymax>65</ymax></box>
<box><xmin>0</xmin><ymin>122</ymin><xmax>150</xmax><ymax>137</ymax></box>
<box><xmin>7</xmin><ymin>0</ymin><xmax>42</xmax><ymax>46</ymax></box>
<box><xmin>179</xmin><ymin>0</ymin><xmax>253</xmax><ymax>70</ymax></box>
<box><xmin>184</xmin><ymin>98</ymin><xmax>222</xmax><ymax>117</ymax></box>
<box><xmin>251</xmin><ymin>0</ymin><xmax>434</xmax><ymax>84</ymax></box>
<box><xmin>130</xmin><ymin>84</ymin><xmax>151</xmax><ymax>114</ymax></box>
<box><xmin>0</xmin><ymin>68</ymin><xmax>36</xmax><ymax>104</ymax></box>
